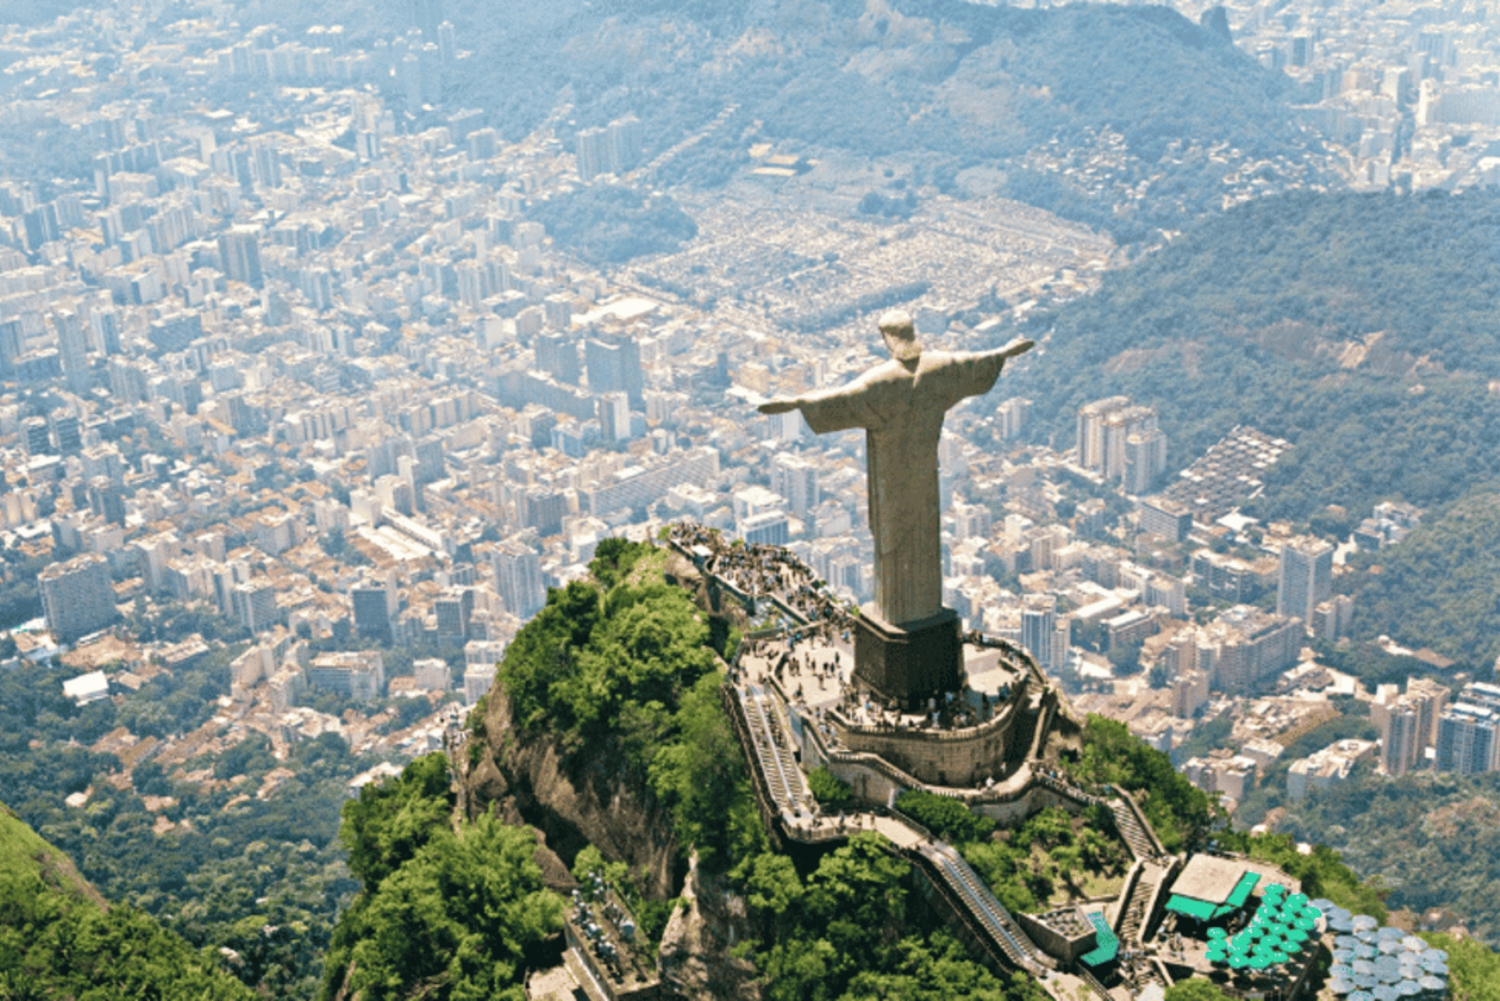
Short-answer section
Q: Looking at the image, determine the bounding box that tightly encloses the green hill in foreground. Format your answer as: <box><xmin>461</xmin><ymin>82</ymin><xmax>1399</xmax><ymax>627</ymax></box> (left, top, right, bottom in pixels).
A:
<box><xmin>0</xmin><ymin>803</ymin><xmax>254</xmax><ymax>999</ymax></box>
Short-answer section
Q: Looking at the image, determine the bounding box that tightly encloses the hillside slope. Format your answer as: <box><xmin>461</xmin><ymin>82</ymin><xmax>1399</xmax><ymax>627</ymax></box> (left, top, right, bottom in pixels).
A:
<box><xmin>0</xmin><ymin>802</ymin><xmax>255</xmax><ymax>999</ymax></box>
<box><xmin>1008</xmin><ymin>189</ymin><xmax>1500</xmax><ymax>522</ymax></box>
<box><xmin>226</xmin><ymin>0</ymin><xmax>1315</xmax><ymax>238</ymax></box>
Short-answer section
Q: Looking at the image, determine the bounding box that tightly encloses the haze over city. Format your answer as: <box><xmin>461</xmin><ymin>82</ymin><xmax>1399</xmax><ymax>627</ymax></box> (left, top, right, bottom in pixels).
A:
<box><xmin>1</xmin><ymin>1</ymin><xmax>1498</xmax><ymax>1000</ymax></box>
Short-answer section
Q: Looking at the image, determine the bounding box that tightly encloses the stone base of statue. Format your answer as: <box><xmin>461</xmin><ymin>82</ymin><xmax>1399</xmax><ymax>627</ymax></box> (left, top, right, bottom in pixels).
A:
<box><xmin>853</xmin><ymin>605</ymin><xmax>963</xmax><ymax>710</ymax></box>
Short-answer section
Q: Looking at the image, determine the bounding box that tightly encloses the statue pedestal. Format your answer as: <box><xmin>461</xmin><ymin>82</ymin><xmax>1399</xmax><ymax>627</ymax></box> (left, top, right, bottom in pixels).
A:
<box><xmin>853</xmin><ymin>606</ymin><xmax>963</xmax><ymax>711</ymax></box>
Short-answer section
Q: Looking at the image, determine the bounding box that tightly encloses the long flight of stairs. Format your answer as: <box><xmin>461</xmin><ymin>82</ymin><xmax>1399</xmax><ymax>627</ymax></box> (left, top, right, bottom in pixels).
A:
<box><xmin>918</xmin><ymin>842</ymin><xmax>1045</xmax><ymax>975</ymax></box>
<box><xmin>739</xmin><ymin>687</ymin><xmax>809</xmax><ymax>817</ymax></box>
<box><xmin>1111</xmin><ymin>799</ymin><xmax>1158</xmax><ymax>861</ymax></box>
<box><xmin>1117</xmin><ymin>862</ymin><xmax>1165</xmax><ymax>944</ymax></box>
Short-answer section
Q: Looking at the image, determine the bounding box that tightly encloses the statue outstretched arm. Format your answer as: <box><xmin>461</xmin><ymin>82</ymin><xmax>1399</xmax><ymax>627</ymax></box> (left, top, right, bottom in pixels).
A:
<box><xmin>757</xmin><ymin>373</ymin><xmax>883</xmax><ymax>434</ymax></box>
<box><xmin>940</xmin><ymin>337</ymin><xmax>1034</xmax><ymax>402</ymax></box>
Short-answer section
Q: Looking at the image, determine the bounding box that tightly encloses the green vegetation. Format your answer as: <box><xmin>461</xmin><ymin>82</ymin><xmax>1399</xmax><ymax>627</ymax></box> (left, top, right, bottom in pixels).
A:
<box><xmin>737</xmin><ymin>833</ymin><xmax>1048</xmax><ymax>1001</ymax></box>
<box><xmin>0</xmin><ymin>802</ymin><xmax>255</xmax><ymax>999</ymax></box>
<box><xmin>530</xmin><ymin>185</ymin><xmax>697</xmax><ymax>264</ymax></box>
<box><xmin>1339</xmin><ymin>492</ymin><xmax>1500</xmax><ymax>667</ymax></box>
<box><xmin>324</xmin><ymin>755</ymin><xmax>564</xmax><ymax>1001</ymax></box>
<box><xmin>1420</xmin><ymin>932</ymin><xmax>1500</xmax><ymax>1001</ymax></box>
<box><xmin>0</xmin><ymin>654</ymin><xmax>366</xmax><ymax>998</ymax></box>
<box><xmin>0</xmin><ymin>546</ymin><xmax>55</xmax><ymax>630</ymax></box>
<box><xmin>1164</xmin><ymin>978</ymin><xmax>1232</xmax><ymax>1001</ymax></box>
<box><xmin>1014</xmin><ymin>190</ymin><xmax>1500</xmax><ymax>520</ymax></box>
<box><xmin>1274</xmin><ymin>770</ymin><xmax>1500</xmax><ymax>943</ymax></box>
<box><xmin>896</xmin><ymin>789</ymin><xmax>996</xmax><ymax>844</ymax></box>
<box><xmin>963</xmin><ymin>805</ymin><xmax>1130</xmax><ymax>914</ymax></box>
<box><xmin>1064</xmin><ymin>715</ymin><xmax>1219</xmax><ymax>852</ymax></box>
<box><xmin>496</xmin><ymin>541</ymin><xmax>763</xmax><ymax>865</ymax></box>
<box><xmin>1214</xmin><ymin>831</ymin><xmax>1386</xmax><ymax>923</ymax></box>
<box><xmin>807</xmin><ymin>767</ymin><xmax>854</xmax><ymax>810</ymax></box>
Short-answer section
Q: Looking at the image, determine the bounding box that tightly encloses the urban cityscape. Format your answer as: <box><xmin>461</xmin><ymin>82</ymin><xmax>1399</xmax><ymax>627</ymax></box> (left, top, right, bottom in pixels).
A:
<box><xmin>1</xmin><ymin>0</ymin><xmax>1498</xmax><ymax>999</ymax></box>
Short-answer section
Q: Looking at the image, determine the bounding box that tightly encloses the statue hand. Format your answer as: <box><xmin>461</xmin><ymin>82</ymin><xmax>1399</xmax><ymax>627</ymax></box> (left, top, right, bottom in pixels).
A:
<box><xmin>759</xmin><ymin>399</ymin><xmax>800</xmax><ymax>415</ymax></box>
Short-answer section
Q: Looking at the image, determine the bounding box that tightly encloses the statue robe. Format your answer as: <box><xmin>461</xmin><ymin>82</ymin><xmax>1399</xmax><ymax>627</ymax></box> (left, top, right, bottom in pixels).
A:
<box><xmin>790</xmin><ymin>348</ymin><xmax>1010</xmax><ymax>628</ymax></box>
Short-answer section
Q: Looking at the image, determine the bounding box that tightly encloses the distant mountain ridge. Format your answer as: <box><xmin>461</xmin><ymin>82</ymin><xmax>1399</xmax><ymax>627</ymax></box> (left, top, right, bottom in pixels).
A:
<box><xmin>230</xmin><ymin>0</ymin><xmax>1319</xmax><ymax>238</ymax></box>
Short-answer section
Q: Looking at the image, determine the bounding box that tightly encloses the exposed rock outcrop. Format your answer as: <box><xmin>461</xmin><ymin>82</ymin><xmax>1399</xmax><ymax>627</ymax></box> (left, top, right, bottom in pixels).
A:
<box><xmin>465</xmin><ymin>686</ymin><xmax>682</xmax><ymax>898</ymax></box>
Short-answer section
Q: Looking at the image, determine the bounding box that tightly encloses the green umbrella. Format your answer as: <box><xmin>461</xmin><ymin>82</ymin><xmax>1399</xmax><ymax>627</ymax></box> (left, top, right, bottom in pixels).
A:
<box><xmin>1230</xmin><ymin>955</ymin><xmax>1250</xmax><ymax>970</ymax></box>
<box><xmin>1285</xmin><ymin>928</ymin><xmax>1309</xmax><ymax>943</ymax></box>
<box><xmin>1271</xmin><ymin>950</ymin><xmax>1289</xmax><ymax>965</ymax></box>
<box><xmin>1209</xmin><ymin>928</ymin><xmax>1228</xmax><ymax>940</ymax></box>
<box><xmin>1298</xmin><ymin>915</ymin><xmax>1320</xmax><ymax>930</ymax></box>
<box><xmin>1283</xmin><ymin>939</ymin><xmax>1303</xmax><ymax>954</ymax></box>
<box><xmin>1251</xmin><ymin>955</ymin><xmax>1272</xmax><ymax>970</ymax></box>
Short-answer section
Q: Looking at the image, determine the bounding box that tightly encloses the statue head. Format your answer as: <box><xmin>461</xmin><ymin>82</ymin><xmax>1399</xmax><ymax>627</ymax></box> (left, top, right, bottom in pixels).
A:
<box><xmin>879</xmin><ymin>310</ymin><xmax>921</xmax><ymax>363</ymax></box>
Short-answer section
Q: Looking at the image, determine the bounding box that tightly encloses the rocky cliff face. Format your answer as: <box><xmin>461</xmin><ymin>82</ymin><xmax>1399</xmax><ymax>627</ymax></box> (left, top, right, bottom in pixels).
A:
<box><xmin>465</xmin><ymin>686</ymin><xmax>682</xmax><ymax>898</ymax></box>
<box><xmin>659</xmin><ymin>857</ymin><xmax>763</xmax><ymax>1001</ymax></box>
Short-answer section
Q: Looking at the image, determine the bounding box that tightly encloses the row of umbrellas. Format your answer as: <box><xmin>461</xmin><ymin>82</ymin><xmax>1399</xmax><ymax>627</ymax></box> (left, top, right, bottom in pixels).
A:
<box><xmin>1309</xmin><ymin>900</ymin><xmax>1449</xmax><ymax>999</ymax></box>
<box><xmin>1205</xmin><ymin>884</ymin><xmax>1321</xmax><ymax>972</ymax></box>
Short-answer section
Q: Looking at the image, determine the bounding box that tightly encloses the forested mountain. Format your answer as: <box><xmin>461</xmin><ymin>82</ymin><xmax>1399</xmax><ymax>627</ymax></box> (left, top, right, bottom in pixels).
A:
<box><xmin>1010</xmin><ymin>189</ymin><xmax>1500</xmax><ymax>522</ymax></box>
<box><xmin>0</xmin><ymin>803</ymin><xmax>255</xmax><ymax>998</ymax></box>
<box><xmin>1277</xmin><ymin>769</ymin><xmax>1500</xmax><ymax>947</ymax></box>
<box><xmin>220</xmin><ymin>0</ymin><xmax>1316</xmax><ymax>238</ymax></box>
<box><xmin>1340</xmin><ymin>493</ymin><xmax>1500</xmax><ymax>667</ymax></box>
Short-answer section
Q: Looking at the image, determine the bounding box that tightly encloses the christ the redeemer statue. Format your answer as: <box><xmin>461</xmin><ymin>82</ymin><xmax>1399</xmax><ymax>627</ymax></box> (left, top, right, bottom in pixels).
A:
<box><xmin>760</xmin><ymin>311</ymin><xmax>1032</xmax><ymax>634</ymax></box>
<box><xmin>762</xmin><ymin>310</ymin><xmax>1032</xmax><ymax>633</ymax></box>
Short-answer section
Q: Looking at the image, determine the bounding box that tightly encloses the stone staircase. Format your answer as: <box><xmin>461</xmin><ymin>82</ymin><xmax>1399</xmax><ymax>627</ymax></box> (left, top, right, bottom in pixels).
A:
<box><xmin>1110</xmin><ymin>797</ymin><xmax>1160</xmax><ymax>861</ymax></box>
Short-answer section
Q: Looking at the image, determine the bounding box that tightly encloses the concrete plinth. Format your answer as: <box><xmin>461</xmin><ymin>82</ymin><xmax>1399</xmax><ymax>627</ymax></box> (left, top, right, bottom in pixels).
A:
<box><xmin>853</xmin><ymin>606</ymin><xmax>963</xmax><ymax>710</ymax></box>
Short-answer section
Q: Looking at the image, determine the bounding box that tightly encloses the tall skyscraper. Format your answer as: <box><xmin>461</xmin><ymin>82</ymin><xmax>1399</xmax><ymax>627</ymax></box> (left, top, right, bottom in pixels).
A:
<box><xmin>1436</xmin><ymin>702</ymin><xmax>1499</xmax><ymax>775</ymax></box>
<box><xmin>49</xmin><ymin>411</ymin><xmax>82</xmax><ymax>454</ymax></box>
<box><xmin>1277</xmin><ymin>536</ymin><xmax>1334</xmax><ymax>627</ymax></box>
<box><xmin>1373</xmin><ymin>676</ymin><xmax>1449</xmax><ymax>776</ymax></box>
<box><xmin>218</xmin><ymin>226</ymin><xmax>264</xmax><ymax>288</ymax></box>
<box><xmin>1101</xmin><ymin>405</ymin><xmax>1159</xmax><ymax>482</ymax></box>
<box><xmin>493</xmin><ymin>540</ymin><xmax>545</xmax><ymax>620</ymax></box>
<box><xmin>771</xmin><ymin>452</ymin><xmax>820</xmax><ymax>520</ymax></box>
<box><xmin>606</xmin><ymin>115</ymin><xmax>643</xmax><ymax>174</ymax></box>
<box><xmin>22</xmin><ymin>416</ymin><xmax>50</xmax><ymax>456</ymax></box>
<box><xmin>1123</xmin><ymin>427</ymin><xmax>1168</xmax><ymax>495</ymax></box>
<box><xmin>585</xmin><ymin>336</ymin><xmax>643</xmax><ymax>408</ymax></box>
<box><xmin>1021</xmin><ymin>595</ymin><xmax>1058</xmax><ymax>672</ymax></box>
<box><xmin>234</xmin><ymin>580</ymin><xmax>280</xmax><ymax>634</ymax></box>
<box><xmin>351</xmin><ymin>574</ymin><xmax>397</xmax><ymax>642</ymax></box>
<box><xmin>40</xmin><ymin>553</ymin><xmax>117</xmax><ymax>642</ymax></box>
<box><xmin>434</xmin><ymin>588</ymin><xmax>472</xmax><ymax>647</ymax></box>
<box><xmin>576</xmin><ymin>127</ymin><xmax>608</xmax><ymax>183</ymax></box>
<box><xmin>55</xmin><ymin>310</ymin><xmax>90</xmax><ymax>395</ymax></box>
<box><xmin>597</xmin><ymin>391</ymin><xmax>630</xmax><ymax>443</ymax></box>
<box><xmin>1076</xmin><ymin>396</ymin><xmax>1132</xmax><ymax>471</ymax></box>
<box><xmin>535</xmin><ymin>333</ymin><xmax>581</xmax><ymax>385</ymax></box>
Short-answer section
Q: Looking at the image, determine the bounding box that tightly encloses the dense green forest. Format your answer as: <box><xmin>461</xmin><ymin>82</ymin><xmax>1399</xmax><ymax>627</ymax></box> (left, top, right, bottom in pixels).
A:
<box><xmin>494</xmin><ymin>539</ymin><xmax>765</xmax><ymax>864</ymax></box>
<box><xmin>0</xmin><ymin>653</ymin><xmax>365</xmax><ymax>998</ymax></box>
<box><xmin>1277</xmin><ymin>768</ymin><xmax>1500</xmax><ymax>946</ymax></box>
<box><xmin>1338</xmin><ymin>492</ymin><xmax>1500</xmax><ymax>667</ymax></box>
<box><xmin>323</xmin><ymin>754</ymin><xmax>563</xmax><ymax>1001</ymax></box>
<box><xmin>0</xmin><ymin>803</ymin><xmax>255</xmax><ymax>999</ymax></box>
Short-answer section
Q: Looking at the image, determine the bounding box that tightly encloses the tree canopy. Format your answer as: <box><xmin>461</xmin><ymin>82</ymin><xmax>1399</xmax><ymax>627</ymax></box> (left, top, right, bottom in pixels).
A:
<box><xmin>0</xmin><ymin>803</ymin><xmax>256</xmax><ymax>1000</ymax></box>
